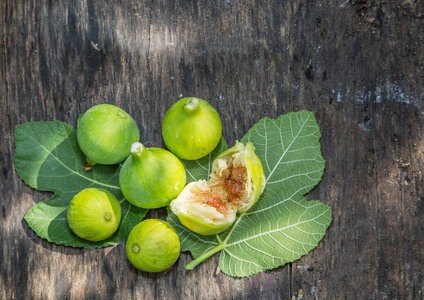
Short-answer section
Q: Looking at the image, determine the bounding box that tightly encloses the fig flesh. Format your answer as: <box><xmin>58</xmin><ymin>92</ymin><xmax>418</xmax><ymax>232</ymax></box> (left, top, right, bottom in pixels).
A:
<box><xmin>162</xmin><ymin>97</ymin><xmax>222</xmax><ymax>160</ymax></box>
<box><xmin>119</xmin><ymin>142</ymin><xmax>186</xmax><ymax>209</ymax></box>
<box><xmin>77</xmin><ymin>104</ymin><xmax>140</xmax><ymax>165</ymax></box>
<box><xmin>126</xmin><ymin>219</ymin><xmax>180</xmax><ymax>272</ymax></box>
<box><xmin>170</xmin><ymin>141</ymin><xmax>265</xmax><ymax>235</ymax></box>
<box><xmin>67</xmin><ymin>188</ymin><xmax>122</xmax><ymax>242</ymax></box>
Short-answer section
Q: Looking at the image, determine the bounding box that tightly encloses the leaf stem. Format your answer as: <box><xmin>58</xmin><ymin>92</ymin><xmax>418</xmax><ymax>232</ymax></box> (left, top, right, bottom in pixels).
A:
<box><xmin>185</xmin><ymin>212</ymin><xmax>246</xmax><ymax>270</ymax></box>
<box><xmin>185</xmin><ymin>242</ymin><xmax>226</xmax><ymax>270</ymax></box>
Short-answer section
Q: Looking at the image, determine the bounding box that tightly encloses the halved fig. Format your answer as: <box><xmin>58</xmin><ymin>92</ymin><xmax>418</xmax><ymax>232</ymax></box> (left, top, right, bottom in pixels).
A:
<box><xmin>170</xmin><ymin>141</ymin><xmax>265</xmax><ymax>235</ymax></box>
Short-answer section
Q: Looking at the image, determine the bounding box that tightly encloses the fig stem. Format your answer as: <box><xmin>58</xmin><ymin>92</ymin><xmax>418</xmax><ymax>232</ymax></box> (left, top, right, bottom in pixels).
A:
<box><xmin>85</xmin><ymin>157</ymin><xmax>97</xmax><ymax>167</ymax></box>
<box><xmin>184</xmin><ymin>98</ymin><xmax>199</xmax><ymax>112</ymax></box>
<box><xmin>131</xmin><ymin>142</ymin><xmax>145</xmax><ymax>157</ymax></box>
<box><xmin>185</xmin><ymin>212</ymin><xmax>247</xmax><ymax>271</ymax></box>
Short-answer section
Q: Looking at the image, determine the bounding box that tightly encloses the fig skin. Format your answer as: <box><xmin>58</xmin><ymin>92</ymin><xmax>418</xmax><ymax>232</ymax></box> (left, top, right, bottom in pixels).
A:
<box><xmin>77</xmin><ymin>104</ymin><xmax>140</xmax><ymax>165</ymax></box>
<box><xmin>119</xmin><ymin>142</ymin><xmax>186</xmax><ymax>209</ymax></box>
<box><xmin>170</xmin><ymin>141</ymin><xmax>266</xmax><ymax>235</ymax></box>
<box><xmin>162</xmin><ymin>97</ymin><xmax>222</xmax><ymax>160</ymax></box>
<box><xmin>67</xmin><ymin>188</ymin><xmax>122</xmax><ymax>242</ymax></box>
<box><xmin>126</xmin><ymin>219</ymin><xmax>180</xmax><ymax>272</ymax></box>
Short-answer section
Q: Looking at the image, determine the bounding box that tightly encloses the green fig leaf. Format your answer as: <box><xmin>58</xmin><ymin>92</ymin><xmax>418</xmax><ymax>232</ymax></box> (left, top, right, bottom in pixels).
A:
<box><xmin>167</xmin><ymin>111</ymin><xmax>332</xmax><ymax>277</ymax></box>
<box><xmin>14</xmin><ymin>121</ymin><xmax>147</xmax><ymax>248</ymax></box>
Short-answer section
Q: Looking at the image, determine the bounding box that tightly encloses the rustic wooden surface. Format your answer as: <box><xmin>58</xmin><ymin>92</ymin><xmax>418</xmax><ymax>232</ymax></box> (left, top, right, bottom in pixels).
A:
<box><xmin>1</xmin><ymin>0</ymin><xmax>423</xmax><ymax>299</ymax></box>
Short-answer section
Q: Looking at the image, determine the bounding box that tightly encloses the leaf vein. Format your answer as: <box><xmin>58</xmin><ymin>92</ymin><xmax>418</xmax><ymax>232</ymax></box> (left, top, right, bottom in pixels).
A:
<box><xmin>23</xmin><ymin>131</ymin><xmax>120</xmax><ymax>190</ymax></box>
<box><xmin>266</xmin><ymin>113</ymin><xmax>312</xmax><ymax>182</ymax></box>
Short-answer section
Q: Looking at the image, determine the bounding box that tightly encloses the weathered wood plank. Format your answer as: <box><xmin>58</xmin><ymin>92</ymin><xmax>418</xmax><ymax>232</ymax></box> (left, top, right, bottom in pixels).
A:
<box><xmin>284</xmin><ymin>0</ymin><xmax>424</xmax><ymax>298</ymax></box>
<box><xmin>1</xmin><ymin>0</ymin><xmax>423</xmax><ymax>299</ymax></box>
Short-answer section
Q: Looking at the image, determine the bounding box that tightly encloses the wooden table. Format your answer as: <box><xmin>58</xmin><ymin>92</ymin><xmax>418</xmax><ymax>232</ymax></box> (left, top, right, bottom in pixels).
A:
<box><xmin>1</xmin><ymin>0</ymin><xmax>423</xmax><ymax>299</ymax></box>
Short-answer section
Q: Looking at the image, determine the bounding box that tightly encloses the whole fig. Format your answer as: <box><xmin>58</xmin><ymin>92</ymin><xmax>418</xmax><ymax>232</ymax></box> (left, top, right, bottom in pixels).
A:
<box><xmin>119</xmin><ymin>142</ymin><xmax>186</xmax><ymax>209</ymax></box>
<box><xmin>77</xmin><ymin>104</ymin><xmax>140</xmax><ymax>165</ymax></box>
<box><xmin>162</xmin><ymin>97</ymin><xmax>222</xmax><ymax>160</ymax></box>
<box><xmin>67</xmin><ymin>188</ymin><xmax>121</xmax><ymax>242</ymax></box>
<box><xmin>126</xmin><ymin>219</ymin><xmax>180</xmax><ymax>272</ymax></box>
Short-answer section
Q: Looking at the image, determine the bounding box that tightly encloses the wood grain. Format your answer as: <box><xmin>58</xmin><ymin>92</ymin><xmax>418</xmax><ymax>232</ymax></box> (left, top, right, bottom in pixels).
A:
<box><xmin>1</xmin><ymin>0</ymin><xmax>423</xmax><ymax>299</ymax></box>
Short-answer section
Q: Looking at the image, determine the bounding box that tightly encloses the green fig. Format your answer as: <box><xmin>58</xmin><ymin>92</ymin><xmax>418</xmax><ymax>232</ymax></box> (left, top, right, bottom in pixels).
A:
<box><xmin>77</xmin><ymin>104</ymin><xmax>140</xmax><ymax>166</ymax></box>
<box><xmin>170</xmin><ymin>141</ymin><xmax>265</xmax><ymax>235</ymax></box>
<box><xmin>119</xmin><ymin>142</ymin><xmax>186</xmax><ymax>209</ymax></box>
<box><xmin>162</xmin><ymin>97</ymin><xmax>222</xmax><ymax>160</ymax></box>
<box><xmin>126</xmin><ymin>219</ymin><xmax>180</xmax><ymax>272</ymax></box>
<box><xmin>67</xmin><ymin>188</ymin><xmax>121</xmax><ymax>242</ymax></box>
